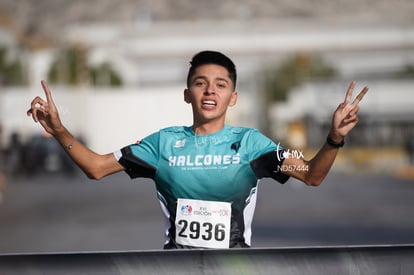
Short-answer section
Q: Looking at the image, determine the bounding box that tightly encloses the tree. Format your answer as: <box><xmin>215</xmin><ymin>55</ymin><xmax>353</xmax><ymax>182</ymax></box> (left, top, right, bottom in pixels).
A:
<box><xmin>90</xmin><ymin>62</ymin><xmax>122</xmax><ymax>87</ymax></box>
<box><xmin>263</xmin><ymin>53</ymin><xmax>337</xmax><ymax>102</ymax></box>
<box><xmin>0</xmin><ymin>46</ymin><xmax>28</xmax><ymax>86</ymax></box>
<box><xmin>259</xmin><ymin>52</ymin><xmax>337</xmax><ymax>137</ymax></box>
<box><xmin>47</xmin><ymin>45</ymin><xmax>122</xmax><ymax>87</ymax></box>
<box><xmin>395</xmin><ymin>64</ymin><xmax>414</xmax><ymax>78</ymax></box>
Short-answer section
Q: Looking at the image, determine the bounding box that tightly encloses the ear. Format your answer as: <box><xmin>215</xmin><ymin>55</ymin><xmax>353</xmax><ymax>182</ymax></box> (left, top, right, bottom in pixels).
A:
<box><xmin>229</xmin><ymin>91</ymin><xmax>238</xmax><ymax>107</ymax></box>
<box><xmin>184</xmin><ymin>88</ymin><xmax>191</xmax><ymax>104</ymax></box>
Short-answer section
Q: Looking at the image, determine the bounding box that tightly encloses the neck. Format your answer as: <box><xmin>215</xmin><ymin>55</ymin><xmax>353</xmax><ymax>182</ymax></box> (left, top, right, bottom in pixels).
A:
<box><xmin>192</xmin><ymin>121</ymin><xmax>225</xmax><ymax>135</ymax></box>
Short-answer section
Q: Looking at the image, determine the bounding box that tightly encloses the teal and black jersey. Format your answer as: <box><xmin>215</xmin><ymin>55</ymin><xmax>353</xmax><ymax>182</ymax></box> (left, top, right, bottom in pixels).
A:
<box><xmin>114</xmin><ymin>125</ymin><xmax>289</xmax><ymax>249</ymax></box>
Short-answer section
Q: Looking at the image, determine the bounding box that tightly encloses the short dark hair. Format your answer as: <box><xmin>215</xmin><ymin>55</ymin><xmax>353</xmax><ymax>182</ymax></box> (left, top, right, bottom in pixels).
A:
<box><xmin>186</xmin><ymin>50</ymin><xmax>237</xmax><ymax>90</ymax></box>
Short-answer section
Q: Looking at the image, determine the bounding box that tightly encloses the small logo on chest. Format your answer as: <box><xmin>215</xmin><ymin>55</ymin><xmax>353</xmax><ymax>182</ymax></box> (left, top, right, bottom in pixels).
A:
<box><xmin>174</xmin><ymin>139</ymin><xmax>186</xmax><ymax>148</ymax></box>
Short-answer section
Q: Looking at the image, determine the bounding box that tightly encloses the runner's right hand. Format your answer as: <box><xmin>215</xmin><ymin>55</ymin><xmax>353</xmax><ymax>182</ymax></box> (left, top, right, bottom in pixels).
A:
<box><xmin>27</xmin><ymin>80</ymin><xmax>64</xmax><ymax>136</ymax></box>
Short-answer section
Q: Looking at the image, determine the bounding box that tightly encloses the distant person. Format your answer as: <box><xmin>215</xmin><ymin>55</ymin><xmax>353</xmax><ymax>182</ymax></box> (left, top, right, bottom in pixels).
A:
<box><xmin>407</xmin><ymin>136</ymin><xmax>414</xmax><ymax>165</ymax></box>
<box><xmin>27</xmin><ymin>51</ymin><xmax>368</xmax><ymax>249</ymax></box>
<box><xmin>0</xmin><ymin>163</ymin><xmax>4</xmax><ymax>202</ymax></box>
<box><xmin>5</xmin><ymin>132</ymin><xmax>24</xmax><ymax>176</ymax></box>
<box><xmin>0</xmin><ymin>172</ymin><xmax>4</xmax><ymax>203</ymax></box>
<box><xmin>0</xmin><ymin>126</ymin><xmax>5</xmax><ymax>202</ymax></box>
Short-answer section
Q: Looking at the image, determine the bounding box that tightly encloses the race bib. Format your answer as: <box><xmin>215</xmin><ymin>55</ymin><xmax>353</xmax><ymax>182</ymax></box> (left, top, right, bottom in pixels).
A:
<box><xmin>175</xmin><ymin>198</ymin><xmax>231</xmax><ymax>249</ymax></box>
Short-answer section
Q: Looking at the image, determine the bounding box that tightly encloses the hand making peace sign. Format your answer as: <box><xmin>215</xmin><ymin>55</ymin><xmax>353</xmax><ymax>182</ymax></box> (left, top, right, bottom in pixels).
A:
<box><xmin>331</xmin><ymin>81</ymin><xmax>369</xmax><ymax>140</ymax></box>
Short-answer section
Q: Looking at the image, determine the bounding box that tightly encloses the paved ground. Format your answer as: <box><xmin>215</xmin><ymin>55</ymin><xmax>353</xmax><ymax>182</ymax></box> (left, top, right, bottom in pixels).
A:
<box><xmin>0</xmin><ymin>170</ymin><xmax>413</xmax><ymax>253</ymax></box>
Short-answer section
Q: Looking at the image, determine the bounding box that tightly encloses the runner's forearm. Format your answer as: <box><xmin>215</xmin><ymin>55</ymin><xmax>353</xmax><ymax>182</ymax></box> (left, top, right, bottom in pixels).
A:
<box><xmin>53</xmin><ymin>126</ymin><xmax>119</xmax><ymax>179</ymax></box>
<box><xmin>305</xmin><ymin>130</ymin><xmax>343</xmax><ymax>186</ymax></box>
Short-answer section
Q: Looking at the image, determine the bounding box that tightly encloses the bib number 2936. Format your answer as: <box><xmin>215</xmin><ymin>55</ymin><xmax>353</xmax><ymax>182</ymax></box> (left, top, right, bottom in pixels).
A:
<box><xmin>175</xmin><ymin>199</ymin><xmax>231</xmax><ymax>248</ymax></box>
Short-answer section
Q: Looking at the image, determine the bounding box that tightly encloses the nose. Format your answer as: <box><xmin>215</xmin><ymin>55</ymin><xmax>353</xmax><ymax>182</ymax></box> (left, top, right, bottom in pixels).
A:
<box><xmin>204</xmin><ymin>83</ymin><xmax>215</xmax><ymax>95</ymax></box>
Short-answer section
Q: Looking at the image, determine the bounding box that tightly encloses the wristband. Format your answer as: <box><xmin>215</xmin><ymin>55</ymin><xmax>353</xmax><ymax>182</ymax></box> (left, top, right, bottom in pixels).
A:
<box><xmin>326</xmin><ymin>135</ymin><xmax>344</xmax><ymax>148</ymax></box>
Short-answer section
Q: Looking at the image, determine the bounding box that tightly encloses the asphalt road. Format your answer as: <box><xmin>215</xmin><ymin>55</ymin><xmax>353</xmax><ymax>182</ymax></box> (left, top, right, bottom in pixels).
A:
<box><xmin>0</xmin><ymin>170</ymin><xmax>413</xmax><ymax>253</ymax></box>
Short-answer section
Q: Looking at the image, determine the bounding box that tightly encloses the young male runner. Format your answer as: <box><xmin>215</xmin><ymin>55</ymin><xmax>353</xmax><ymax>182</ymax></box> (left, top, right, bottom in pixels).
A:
<box><xmin>27</xmin><ymin>51</ymin><xmax>368</xmax><ymax>249</ymax></box>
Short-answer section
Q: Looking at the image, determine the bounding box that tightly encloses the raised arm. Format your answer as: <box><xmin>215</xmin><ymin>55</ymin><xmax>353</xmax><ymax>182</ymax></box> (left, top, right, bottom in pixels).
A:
<box><xmin>282</xmin><ymin>81</ymin><xmax>369</xmax><ymax>186</ymax></box>
<box><xmin>27</xmin><ymin>80</ymin><xmax>124</xmax><ymax>180</ymax></box>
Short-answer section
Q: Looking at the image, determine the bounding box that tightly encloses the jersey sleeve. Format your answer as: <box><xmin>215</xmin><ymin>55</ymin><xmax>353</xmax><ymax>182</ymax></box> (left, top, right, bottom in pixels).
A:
<box><xmin>115</xmin><ymin>131</ymin><xmax>160</xmax><ymax>179</ymax></box>
<box><xmin>245</xmin><ymin>129</ymin><xmax>290</xmax><ymax>184</ymax></box>
<box><xmin>250</xmin><ymin>149</ymin><xmax>289</xmax><ymax>184</ymax></box>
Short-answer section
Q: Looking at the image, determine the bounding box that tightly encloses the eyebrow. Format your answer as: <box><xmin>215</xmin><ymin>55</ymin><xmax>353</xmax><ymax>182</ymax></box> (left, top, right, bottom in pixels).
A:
<box><xmin>191</xmin><ymin>76</ymin><xmax>230</xmax><ymax>84</ymax></box>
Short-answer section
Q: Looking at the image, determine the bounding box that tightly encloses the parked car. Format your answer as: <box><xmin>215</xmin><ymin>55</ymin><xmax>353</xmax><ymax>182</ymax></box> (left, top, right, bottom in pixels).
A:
<box><xmin>23</xmin><ymin>134</ymin><xmax>78</xmax><ymax>176</ymax></box>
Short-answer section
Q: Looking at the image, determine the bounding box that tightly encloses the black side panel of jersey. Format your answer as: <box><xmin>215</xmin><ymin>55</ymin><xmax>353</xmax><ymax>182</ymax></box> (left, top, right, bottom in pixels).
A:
<box><xmin>119</xmin><ymin>146</ymin><xmax>156</xmax><ymax>179</ymax></box>
<box><xmin>250</xmin><ymin>150</ymin><xmax>289</xmax><ymax>184</ymax></box>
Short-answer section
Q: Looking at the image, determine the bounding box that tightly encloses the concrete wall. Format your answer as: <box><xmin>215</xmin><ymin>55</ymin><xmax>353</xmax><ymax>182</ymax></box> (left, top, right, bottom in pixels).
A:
<box><xmin>0</xmin><ymin>85</ymin><xmax>253</xmax><ymax>153</ymax></box>
<box><xmin>1</xmin><ymin>86</ymin><xmax>191</xmax><ymax>152</ymax></box>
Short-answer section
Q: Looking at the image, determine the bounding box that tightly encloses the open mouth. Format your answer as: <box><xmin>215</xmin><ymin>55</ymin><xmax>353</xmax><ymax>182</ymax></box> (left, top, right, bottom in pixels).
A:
<box><xmin>202</xmin><ymin>100</ymin><xmax>217</xmax><ymax>106</ymax></box>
